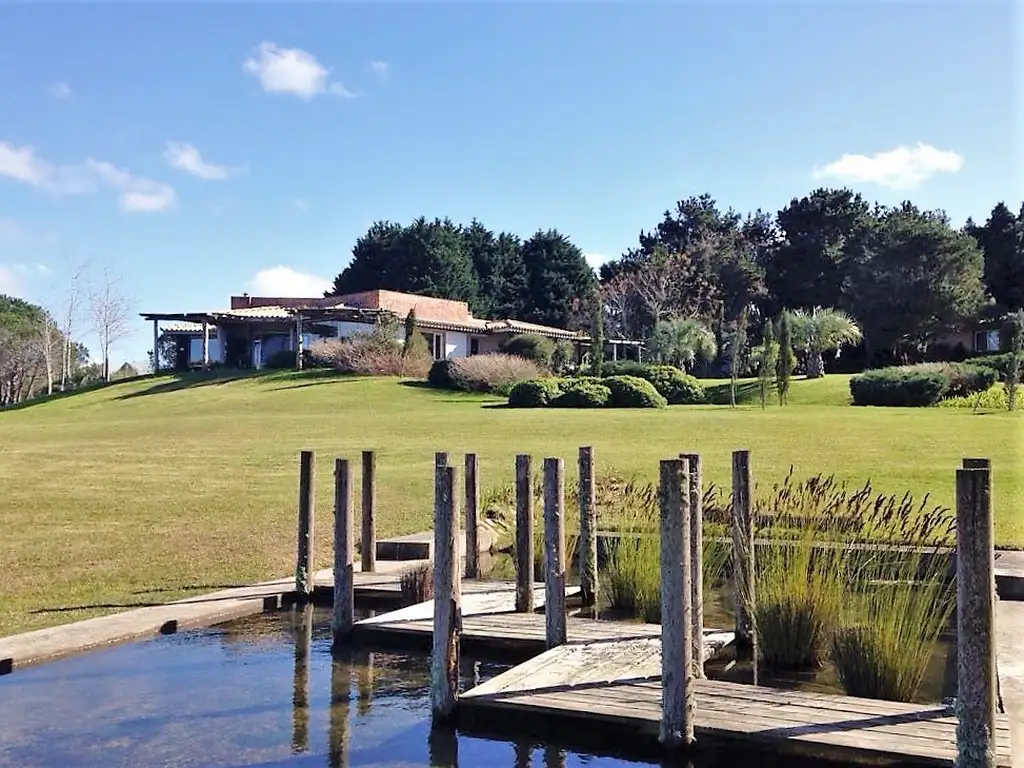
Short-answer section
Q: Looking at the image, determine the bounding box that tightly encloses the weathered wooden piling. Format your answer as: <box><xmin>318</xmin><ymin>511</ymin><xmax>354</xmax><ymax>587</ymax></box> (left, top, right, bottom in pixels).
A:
<box><xmin>682</xmin><ymin>452</ymin><xmax>705</xmax><ymax>678</ymax></box>
<box><xmin>578</xmin><ymin>446</ymin><xmax>598</xmax><ymax>607</ymax></box>
<box><xmin>731</xmin><ymin>449</ymin><xmax>755</xmax><ymax>650</ymax></box>
<box><xmin>465</xmin><ymin>453</ymin><xmax>480</xmax><ymax>579</ymax></box>
<box><xmin>431</xmin><ymin>453</ymin><xmax>462</xmax><ymax>724</ymax></box>
<box><xmin>956</xmin><ymin>464</ymin><xmax>997</xmax><ymax>768</ymax></box>
<box><xmin>332</xmin><ymin>458</ymin><xmax>355</xmax><ymax>643</ymax></box>
<box><xmin>295</xmin><ymin>450</ymin><xmax>315</xmax><ymax>598</ymax></box>
<box><xmin>361</xmin><ymin>451</ymin><xmax>377</xmax><ymax>573</ymax></box>
<box><xmin>659</xmin><ymin>458</ymin><xmax>695</xmax><ymax>749</ymax></box>
<box><xmin>543</xmin><ymin>457</ymin><xmax>567</xmax><ymax>648</ymax></box>
<box><xmin>515</xmin><ymin>454</ymin><xmax>535</xmax><ymax>613</ymax></box>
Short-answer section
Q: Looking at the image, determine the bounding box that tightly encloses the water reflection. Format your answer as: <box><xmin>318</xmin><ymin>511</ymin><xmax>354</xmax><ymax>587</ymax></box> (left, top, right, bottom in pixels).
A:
<box><xmin>292</xmin><ymin>604</ymin><xmax>313</xmax><ymax>753</ymax></box>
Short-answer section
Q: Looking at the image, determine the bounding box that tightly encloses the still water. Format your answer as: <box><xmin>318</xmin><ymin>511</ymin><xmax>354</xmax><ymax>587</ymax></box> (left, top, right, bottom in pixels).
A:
<box><xmin>0</xmin><ymin>607</ymin><xmax>885</xmax><ymax>768</ymax></box>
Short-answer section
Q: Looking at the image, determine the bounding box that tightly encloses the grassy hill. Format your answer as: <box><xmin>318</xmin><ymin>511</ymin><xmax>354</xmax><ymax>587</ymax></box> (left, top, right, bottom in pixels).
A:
<box><xmin>0</xmin><ymin>370</ymin><xmax>1020</xmax><ymax>636</ymax></box>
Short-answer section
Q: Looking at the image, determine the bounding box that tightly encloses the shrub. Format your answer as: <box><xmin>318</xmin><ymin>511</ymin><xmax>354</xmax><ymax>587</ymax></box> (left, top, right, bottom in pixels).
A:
<box><xmin>550</xmin><ymin>380</ymin><xmax>611</xmax><ymax>408</ymax></box>
<box><xmin>507</xmin><ymin>378</ymin><xmax>565</xmax><ymax>408</ymax></box>
<box><xmin>938</xmin><ymin>385</ymin><xmax>1024</xmax><ymax>410</ymax></box>
<box><xmin>309</xmin><ymin>339</ymin><xmax>417</xmax><ymax>377</ymax></box>
<box><xmin>849</xmin><ymin>369</ymin><xmax>948</xmax><ymax>407</ymax></box>
<box><xmin>551</xmin><ymin>339</ymin><xmax>576</xmax><ymax>374</ymax></box>
<box><xmin>603</xmin><ymin>375</ymin><xmax>668</xmax><ymax>408</ymax></box>
<box><xmin>964</xmin><ymin>352</ymin><xmax>1014</xmax><ymax>378</ymax></box>
<box><xmin>399</xmin><ymin>562</ymin><xmax>433</xmax><ymax>605</ymax></box>
<box><xmin>644</xmin><ymin>365</ymin><xmax>706</xmax><ymax>405</ymax></box>
<box><xmin>601</xmin><ymin>360</ymin><xmax>650</xmax><ymax>378</ymax></box>
<box><xmin>427</xmin><ymin>359</ymin><xmax>458</xmax><ymax>389</ymax></box>
<box><xmin>899</xmin><ymin>362</ymin><xmax>997</xmax><ymax>399</ymax></box>
<box><xmin>450</xmin><ymin>354</ymin><xmax>543</xmax><ymax>396</ymax></box>
<box><xmin>500</xmin><ymin>333</ymin><xmax>556</xmax><ymax>369</ymax></box>
<box><xmin>263</xmin><ymin>348</ymin><xmax>297</xmax><ymax>370</ymax></box>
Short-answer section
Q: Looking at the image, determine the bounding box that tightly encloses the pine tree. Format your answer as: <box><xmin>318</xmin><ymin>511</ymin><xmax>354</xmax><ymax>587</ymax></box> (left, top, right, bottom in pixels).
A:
<box><xmin>757</xmin><ymin>319</ymin><xmax>777</xmax><ymax>410</ymax></box>
<box><xmin>402</xmin><ymin>309</ymin><xmax>430</xmax><ymax>369</ymax></box>
<box><xmin>776</xmin><ymin>312</ymin><xmax>796</xmax><ymax>406</ymax></box>
<box><xmin>728</xmin><ymin>308</ymin><xmax>749</xmax><ymax>408</ymax></box>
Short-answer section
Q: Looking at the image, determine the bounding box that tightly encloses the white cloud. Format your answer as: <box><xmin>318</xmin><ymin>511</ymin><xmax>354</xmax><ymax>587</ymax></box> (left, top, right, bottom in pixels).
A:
<box><xmin>164</xmin><ymin>141</ymin><xmax>237</xmax><ymax>180</ymax></box>
<box><xmin>812</xmin><ymin>142</ymin><xmax>964</xmax><ymax>189</ymax></box>
<box><xmin>49</xmin><ymin>81</ymin><xmax>73</xmax><ymax>101</ymax></box>
<box><xmin>0</xmin><ymin>265</ymin><xmax>22</xmax><ymax>295</ymax></box>
<box><xmin>85</xmin><ymin>159</ymin><xmax>177</xmax><ymax>212</ymax></box>
<box><xmin>584</xmin><ymin>252</ymin><xmax>611</xmax><ymax>269</ymax></box>
<box><xmin>369</xmin><ymin>60</ymin><xmax>389</xmax><ymax>79</ymax></box>
<box><xmin>249</xmin><ymin>266</ymin><xmax>331</xmax><ymax>297</ymax></box>
<box><xmin>0</xmin><ymin>141</ymin><xmax>176</xmax><ymax>212</ymax></box>
<box><xmin>243</xmin><ymin>42</ymin><xmax>355</xmax><ymax>99</ymax></box>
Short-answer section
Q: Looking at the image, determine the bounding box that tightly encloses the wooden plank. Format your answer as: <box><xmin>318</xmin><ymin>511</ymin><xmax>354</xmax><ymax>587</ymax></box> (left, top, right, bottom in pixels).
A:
<box><xmin>459</xmin><ymin>642</ymin><xmax>1014</xmax><ymax>768</ymax></box>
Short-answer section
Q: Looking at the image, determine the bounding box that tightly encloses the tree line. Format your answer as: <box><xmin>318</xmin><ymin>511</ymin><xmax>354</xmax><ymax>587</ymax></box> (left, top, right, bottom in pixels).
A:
<box><xmin>0</xmin><ymin>263</ymin><xmax>135</xmax><ymax>406</ymax></box>
<box><xmin>330</xmin><ymin>190</ymin><xmax>1022</xmax><ymax>371</ymax></box>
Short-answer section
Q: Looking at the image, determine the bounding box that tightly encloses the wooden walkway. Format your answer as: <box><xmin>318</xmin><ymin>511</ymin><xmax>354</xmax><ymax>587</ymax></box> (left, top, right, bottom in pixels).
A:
<box><xmin>459</xmin><ymin>638</ymin><xmax>1014</xmax><ymax>767</ymax></box>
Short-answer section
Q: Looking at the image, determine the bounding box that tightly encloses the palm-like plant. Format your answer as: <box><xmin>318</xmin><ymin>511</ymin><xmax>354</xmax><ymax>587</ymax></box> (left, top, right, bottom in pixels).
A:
<box><xmin>788</xmin><ymin>307</ymin><xmax>863</xmax><ymax>379</ymax></box>
<box><xmin>647</xmin><ymin>317</ymin><xmax>717</xmax><ymax>371</ymax></box>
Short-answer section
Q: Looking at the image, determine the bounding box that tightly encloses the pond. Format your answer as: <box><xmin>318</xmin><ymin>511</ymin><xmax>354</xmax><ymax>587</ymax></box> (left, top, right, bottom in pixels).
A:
<box><xmin>0</xmin><ymin>606</ymin><xmax>873</xmax><ymax>768</ymax></box>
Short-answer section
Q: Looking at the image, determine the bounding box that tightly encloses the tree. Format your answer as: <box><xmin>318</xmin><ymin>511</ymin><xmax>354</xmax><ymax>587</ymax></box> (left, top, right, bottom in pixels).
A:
<box><xmin>851</xmin><ymin>203</ymin><xmax>985</xmax><ymax>361</ymax></box>
<box><xmin>89</xmin><ymin>267</ymin><xmax>134</xmax><ymax>382</ymax></box>
<box><xmin>601</xmin><ymin>273</ymin><xmax>636</xmax><ymax>340</ymax></box>
<box><xmin>591</xmin><ymin>288</ymin><xmax>605</xmax><ymax>376</ymax></box>
<box><xmin>727</xmin><ymin>308</ymin><xmax>749</xmax><ymax>408</ymax></box>
<box><xmin>776</xmin><ymin>312</ymin><xmax>795</xmax><ymax>406</ymax></box>
<box><xmin>788</xmin><ymin>307</ymin><xmax>863</xmax><ymax>379</ymax></box>
<box><xmin>35</xmin><ymin>311</ymin><xmax>59</xmax><ymax>396</ymax></box>
<box><xmin>460</xmin><ymin>220</ymin><xmax>527</xmax><ymax>318</ymax></box>
<box><xmin>519</xmin><ymin>229</ymin><xmax>596</xmax><ymax>329</ymax></box>
<box><xmin>1006</xmin><ymin>310</ymin><xmax>1023</xmax><ymax>412</ymax></box>
<box><xmin>647</xmin><ymin>317</ymin><xmax>717</xmax><ymax>371</ymax></box>
<box><xmin>0</xmin><ymin>295</ymin><xmax>48</xmax><ymax>405</ymax></box>
<box><xmin>54</xmin><ymin>257</ymin><xmax>89</xmax><ymax>391</ymax></box>
<box><xmin>766</xmin><ymin>188</ymin><xmax>874</xmax><ymax>313</ymax></box>
<box><xmin>966</xmin><ymin>202</ymin><xmax>1024</xmax><ymax>312</ymax></box>
<box><xmin>402</xmin><ymin>308</ymin><xmax>430</xmax><ymax>369</ymax></box>
<box><xmin>328</xmin><ymin>220</ymin><xmax>404</xmax><ymax>297</ymax></box>
<box><xmin>755</xmin><ymin>320</ymin><xmax>778</xmax><ymax>410</ymax></box>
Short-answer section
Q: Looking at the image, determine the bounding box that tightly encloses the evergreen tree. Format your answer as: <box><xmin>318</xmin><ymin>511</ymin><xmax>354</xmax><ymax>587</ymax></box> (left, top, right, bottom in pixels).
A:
<box><xmin>728</xmin><ymin>308</ymin><xmax>749</xmax><ymax>408</ymax></box>
<box><xmin>402</xmin><ymin>309</ymin><xmax>430</xmax><ymax>371</ymax></box>
<box><xmin>519</xmin><ymin>229</ymin><xmax>597</xmax><ymax>329</ymax></box>
<box><xmin>776</xmin><ymin>312</ymin><xmax>795</xmax><ymax>406</ymax></box>
<box><xmin>756</xmin><ymin>319</ymin><xmax>778</xmax><ymax>410</ymax></box>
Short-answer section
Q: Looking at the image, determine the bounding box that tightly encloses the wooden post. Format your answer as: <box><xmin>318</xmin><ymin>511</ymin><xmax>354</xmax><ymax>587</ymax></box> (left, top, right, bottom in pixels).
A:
<box><xmin>152</xmin><ymin>320</ymin><xmax>160</xmax><ymax>373</ymax></box>
<box><xmin>731</xmin><ymin>449</ymin><xmax>755</xmax><ymax>650</ymax></box>
<box><xmin>465</xmin><ymin>453</ymin><xmax>480</xmax><ymax>579</ymax></box>
<box><xmin>515</xmin><ymin>454</ymin><xmax>535</xmax><ymax>613</ymax></box>
<box><xmin>431</xmin><ymin>454</ymin><xmax>461</xmax><ymax>724</ymax></box>
<box><xmin>682</xmin><ymin>453</ymin><xmax>705</xmax><ymax>678</ymax></box>
<box><xmin>659</xmin><ymin>458</ymin><xmax>695</xmax><ymax>748</ymax></box>
<box><xmin>361</xmin><ymin>451</ymin><xmax>377</xmax><ymax>573</ymax></box>
<box><xmin>295</xmin><ymin>450</ymin><xmax>315</xmax><ymax>598</ymax></box>
<box><xmin>578</xmin><ymin>446</ymin><xmax>598</xmax><ymax>607</ymax></box>
<box><xmin>956</xmin><ymin>466</ymin><xmax>997</xmax><ymax>768</ymax></box>
<box><xmin>332</xmin><ymin>458</ymin><xmax>354</xmax><ymax>643</ymax></box>
<box><xmin>292</xmin><ymin>604</ymin><xmax>313</xmax><ymax>753</ymax></box>
<box><xmin>543</xmin><ymin>457</ymin><xmax>567</xmax><ymax>648</ymax></box>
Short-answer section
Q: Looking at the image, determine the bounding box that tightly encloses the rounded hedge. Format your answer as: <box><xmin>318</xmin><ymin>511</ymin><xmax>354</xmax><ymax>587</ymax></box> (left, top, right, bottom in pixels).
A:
<box><xmin>849</xmin><ymin>369</ymin><xmax>948</xmax><ymax>407</ymax></box>
<box><xmin>601</xmin><ymin>360</ymin><xmax>649</xmax><ymax>378</ymax></box>
<box><xmin>427</xmin><ymin>359</ymin><xmax>458</xmax><ymax>390</ymax></box>
<box><xmin>603</xmin><ymin>375</ymin><xmax>668</xmax><ymax>408</ymax></box>
<box><xmin>500</xmin><ymin>333</ymin><xmax>556</xmax><ymax>369</ymax></box>
<box><xmin>507</xmin><ymin>378</ymin><xmax>564</xmax><ymax>408</ymax></box>
<box><xmin>944</xmin><ymin>363</ymin><xmax>998</xmax><ymax>398</ymax></box>
<box><xmin>644</xmin><ymin>365</ymin><xmax>706</xmax><ymax>405</ymax></box>
<box><xmin>550</xmin><ymin>380</ymin><xmax>612</xmax><ymax>408</ymax></box>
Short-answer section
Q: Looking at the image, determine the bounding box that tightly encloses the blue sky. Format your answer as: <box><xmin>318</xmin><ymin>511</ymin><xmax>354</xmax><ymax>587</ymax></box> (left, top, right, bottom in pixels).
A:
<box><xmin>0</xmin><ymin>1</ymin><xmax>1017</xmax><ymax>366</ymax></box>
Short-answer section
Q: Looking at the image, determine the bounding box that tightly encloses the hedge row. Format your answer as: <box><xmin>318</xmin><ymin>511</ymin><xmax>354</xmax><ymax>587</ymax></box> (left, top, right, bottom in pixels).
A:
<box><xmin>849</xmin><ymin>362</ymin><xmax>997</xmax><ymax>407</ymax></box>
<box><xmin>509</xmin><ymin>375</ymin><xmax>669</xmax><ymax>409</ymax></box>
<box><xmin>595</xmin><ymin>362</ymin><xmax>706</xmax><ymax>405</ymax></box>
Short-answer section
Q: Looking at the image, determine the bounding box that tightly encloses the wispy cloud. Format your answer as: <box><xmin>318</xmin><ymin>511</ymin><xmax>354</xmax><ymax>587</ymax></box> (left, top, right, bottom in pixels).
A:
<box><xmin>812</xmin><ymin>142</ymin><xmax>964</xmax><ymax>190</ymax></box>
<box><xmin>369</xmin><ymin>60</ymin><xmax>389</xmax><ymax>80</ymax></box>
<box><xmin>0</xmin><ymin>262</ymin><xmax>50</xmax><ymax>296</ymax></box>
<box><xmin>164</xmin><ymin>141</ymin><xmax>240</xmax><ymax>180</ymax></box>
<box><xmin>243</xmin><ymin>42</ymin><xmax>355</xmax><ymax>99</ymax></box>
<box><xmin>0</xmin><ymin>141</ymin><xmax>176</xmax><ymax>212</ymax></box>
<box><xmin>49</xmin><ymin>81</ymin><xmax>73</xmax><ymax>101</ymax></box>
<box><xmin>249</xmin><ymin>266</ymin><xmax>331</xmax><ymax>297</ymax></box>
<box><xmin>584</xmin><ymin>252</ymin><xmax>611</xmax><ymax>269</ymax></box>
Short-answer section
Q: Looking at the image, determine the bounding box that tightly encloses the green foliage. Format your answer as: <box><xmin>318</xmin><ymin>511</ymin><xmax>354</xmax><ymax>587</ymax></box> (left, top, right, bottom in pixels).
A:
<box><xmin>507</xmin><ymin>378</ymin><xmax>565</xmax><ymax>408</ymax></box>
<box><xmin>728</xmin><ymin>308</ymin><xmax>749</xmax><ymax>407</ymax></box>
<box><xmin>643</xmin><ymin>365</ymin><xmax>705</xmax><ymax>404</ymax></box>
<box><xmin>966</xmin><ymin>202</ymin><xmax>1024</xmax><ymax>312</ymax></box>
<box><xmin>849</xmin><ymin>368</ymin><xmax>949</xmax><ymax>407</ymax></box>
<box><xmin>551</xmin><ymin>339</ymin><xmax>575</xmax><ymax>375</ymax></box>
<box><xmin>963</xmin><ymin>352</ymin><xmax>1015</xmax><ymax>377</ymax></box>
<box><xmin>788</xmin><ymin>306</ymin><xmax>863</xmax><ymax>378</ymax></box>
<box><xmin>591</xmin><ymin>289</ymin><xmax>605</xmax><ymax>378</ymax></box>
<box><xmin>1007</xmin><ymin>311</ymin><xmax>1023</xmax><ymax>412</ymax></box>
<box><xmin>647</xmin><ymin>317</ymin><xmax>717</xmax><ymax>371</ymax></box>
<box><xmin>263</xmin><ymin>349</ymin><xmax>297</xmax><ymax>370</ymax></box>
<box><xmin>776</xmin><ymin>312</ymin><xmax>795</xmax><ymax>405</ymax></box>
<box><xmin>755</xmin><ymin>321</ymin><xmax>778</xmax><ymax>409</ymax></box>
<box><xmin>519</xmin><ymin>229</ymin><xmax>597</xmax><ymax>329</ymax></box>
<box><xmin>402</xmin><ymin>310</ymin><xmax>431</xmax><ymax>369</ymax></box>
<box><xmin>904</xmin><ymin>363</ymin><xmax>997</xmax><ymax>398</ymax></box>
<box><xmin>601</xmin><ymin>360</ymin><xmax>649</xmax><ymax>378</ymax></box>
<box><xmin>603</xmin><ymin>375</ymin><xmax>668</xmax><ymax>408</ymax></box>
<box><xmin>500</xmin><ymin>333</ymin><xmax>556</xmax><ymax>369</ymax></box>
<box><xmin>427</xmin><ymin>359</ymin><xmax>458</xmax><ymax>390</ymax></box>
<box><xmin>938</xmin><ymin>384</ymin><xmax>1024</xmax><ymax>410</ymax></box>
<box><xmin>461</xmin><ymin>220</ymin><xmax>528</xmax><ymax>318</ymax></box>
<box><xmin>550</xmin><ymin>379</ymin><xmax>611</xmax><ymax>408</ymax></box>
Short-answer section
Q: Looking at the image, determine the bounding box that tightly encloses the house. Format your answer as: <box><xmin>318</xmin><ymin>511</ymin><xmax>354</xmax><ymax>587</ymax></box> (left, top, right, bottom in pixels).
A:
<box><xmin>930</xmin><ymin>310</ymin><xmax>1014</xmax><ymax>358</ymax></box>
<box><xmin>142</xmin><ymin>289</ymin><xmax>641</xmax><ymax>371</ymax></box>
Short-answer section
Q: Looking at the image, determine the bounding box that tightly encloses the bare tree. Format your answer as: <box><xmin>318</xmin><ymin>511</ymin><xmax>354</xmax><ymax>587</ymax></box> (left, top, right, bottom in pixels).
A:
<box><xmin>35</xmin><ymin>311</ymin><xmax>60</xmax><ymax>396</ymax></box>
<box><xmin>89</xmin><ymin>267</ymin><xmax>134</xmax><ymax>382</ymax></box>
<box><xmin>57</xmin><ymin>258</ymin><xmax>90</xmax><ymax>391</ymax></box>
<box><xmin>632</xmin><ymin>249</ymin><xmax>676</xmax><ymax>325</ymax></box>
<box><xmin>602</xmin><ymin>274</ymin><xmax>635</xmax><ymax>339</ymax></box>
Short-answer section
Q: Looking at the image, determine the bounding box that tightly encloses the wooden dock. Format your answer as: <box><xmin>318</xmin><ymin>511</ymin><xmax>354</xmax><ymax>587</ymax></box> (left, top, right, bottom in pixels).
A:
<box><xmin>459</xmin><ymin>638</ymin><xmax>1014</xmax><ymax>767</ymax></box>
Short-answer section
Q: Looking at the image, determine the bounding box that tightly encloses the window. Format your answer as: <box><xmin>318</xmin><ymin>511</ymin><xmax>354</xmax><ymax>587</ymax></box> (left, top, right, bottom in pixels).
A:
<box><xmin>974</xmin><ymin>330</ymin><xmax>1000</xmax><ymax>353</ymax></box>
<box><xmin>470</xmin><ymin>338</ymin><xmax>480</xmax><ymax>356</ymax></box>
<box><xmin>424</xmin><ymin>332</ymin><xmax>445</xmax><ymax>360</ymax></box>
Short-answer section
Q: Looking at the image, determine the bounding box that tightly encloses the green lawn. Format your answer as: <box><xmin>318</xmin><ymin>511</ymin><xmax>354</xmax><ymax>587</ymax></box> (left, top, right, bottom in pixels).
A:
<box><xmin>0</xmin><ymin>370</ymin><xmax>1020</xmax><ymax>636</ymax></box>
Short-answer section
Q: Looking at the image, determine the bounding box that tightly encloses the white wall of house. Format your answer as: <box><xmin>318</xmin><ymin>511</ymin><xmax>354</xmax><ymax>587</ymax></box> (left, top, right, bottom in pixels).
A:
<box><xmin>445</xmin><ymin>331</ymin><xmax>468</xmax><ymax>359</ymax></box>
<box><xmin>327</xmin><ymin>320</ymin><xmax>405</xmax><ymax>342</ymax></box>
<box><xmin>475</xmin><ymin>335</ymin><xmax>503</xmax><ymax>355</ymax></box>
